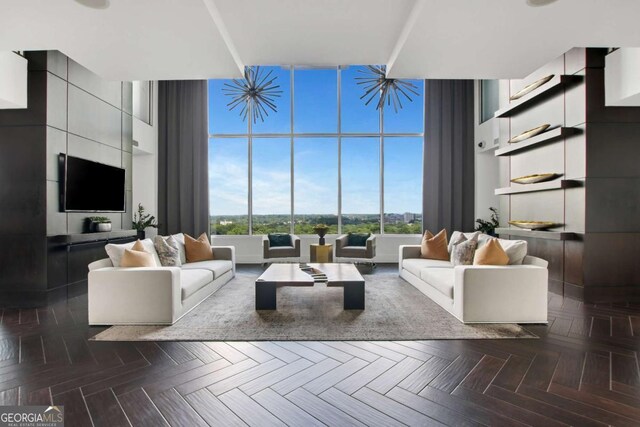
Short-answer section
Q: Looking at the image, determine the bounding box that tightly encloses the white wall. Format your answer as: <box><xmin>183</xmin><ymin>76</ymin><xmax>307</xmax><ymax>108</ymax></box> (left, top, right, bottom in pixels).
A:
<box><xmin>605</xmin><ymin>48</ymin><xmax>640</xmax><ymax>106</ymax></box>
<box><xmin>211</xmin><ymin>234</ymin><xmax>421</xmax><ymax>264</ymax></box>
<box><xmin>132</xmin><ymin>81</ymin><xmax>158</xmax><ymax>227</ymax></box>
<box><xmin>0</xmin><ymin>51</ymin><xmax>27</xmax><ymax>109</ymax></box>
<box><xmin>473</xmin><ymin>80</ymin><xmax>500</xmax><ymax>223</ymax></box>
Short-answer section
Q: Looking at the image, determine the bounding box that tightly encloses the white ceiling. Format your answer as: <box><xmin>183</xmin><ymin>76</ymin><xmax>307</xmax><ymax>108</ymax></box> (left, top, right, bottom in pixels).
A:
<box><xmin>1</xmin><ymin>0</ymin><xmax>640</xmax><ymax>81</ymax></box>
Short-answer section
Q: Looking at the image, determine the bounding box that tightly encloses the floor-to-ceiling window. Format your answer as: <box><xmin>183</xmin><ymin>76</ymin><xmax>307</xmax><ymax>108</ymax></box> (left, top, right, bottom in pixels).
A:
<box><xmin>208</xmin><ymin>66</ymin><xmax>423</xmax><ymax>235</ymax></box>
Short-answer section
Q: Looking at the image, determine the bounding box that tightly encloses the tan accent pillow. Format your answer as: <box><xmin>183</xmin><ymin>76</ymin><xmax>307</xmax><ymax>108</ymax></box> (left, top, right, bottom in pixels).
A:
<box><xmin>184</xmin><ymin>233</ymin><xmax>214</xmax><ymax>263</ymax></box>
<box><xmin>420</xmin><ymin>229</ymin><xmax>449</xmax><ymax>260</ymax></box>
<box><xmin>120</xmin><ymin>240</ymin><xmax>157</xmax><ymax>267</ymax></box>
<box><xmin>473</xmin><ymin>238</ymin><xmax>509</xmax><ymax>265</ymax></box>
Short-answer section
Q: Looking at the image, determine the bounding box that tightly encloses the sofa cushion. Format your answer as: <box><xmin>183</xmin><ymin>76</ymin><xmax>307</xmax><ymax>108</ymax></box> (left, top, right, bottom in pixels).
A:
<box><xmin>154</xmin><ymin>235</ymin><xmax>182</xmax><ymax>267</ymax></box>
<box><xmin>497</xmin><ymin>238</ymin><xmax>528</xmax><ymax>265</ymax></box>
<box><xmin>120</xmin><ymin>241</ymin><xmax>157</xmax><ymax>268</ymax></box>
<box><xmin>266</xmin><ymin>246</ymin><xmax>298</xmax><ymax>258</ymax></box>
<box><xmin>347</xmin><ymin>232</ymin><xmax>370</xmax><ymax>247</ymax></box>
<box><xmin>421</xmin><ymin>229</ymin><xmax>449</xmax><ymax>260</ymax></box>
<box><xmin>185</xmin><ymin>233</ymin><xmax>214</xmax><ymax>263</ymax></box>
<box><xmin>338</xmin><ymin>246</ymin><xmax>369</xmax><ymax>258</ymax></box>
<box><xmin>402</xmin><ymin>258</ymin><xmax>452</xmax><ymax>277</ymax></box>
<box><xmin>181</xmin><ymin>260</ymin><xmax>233</xmax><ymax>280</ymax></box>
<box><xmin>180</xmin><ymin>269</ymin><xmax>214</xmax><ymax>301</ymax></box>
<box><xmin>420</xmin><ymin>268</ymin><xmax>454</xmax><ymax>299</ymax></box>
<box><xmin>268</xmin><ymin>233</ymin><xmax>292</xmax><ymax>247</ymax></box>
<box><xmin>171</xmin><ymin>233</ymin><xmax>187</xmax><ymax>264</ymax></box>
<box><xmin>474</xmin><ymin>238</ymin><xmax>509</xmax><ymax>265</ymax></box>
<box><xmin>448</xmin><ymin>231</ymin><xmax>481</xmax><ymax>253</ymax></box>
<box><xmin>106</xmin><ymin>238</ymin><xmax>161</xmax><ymax>267</ymax></box>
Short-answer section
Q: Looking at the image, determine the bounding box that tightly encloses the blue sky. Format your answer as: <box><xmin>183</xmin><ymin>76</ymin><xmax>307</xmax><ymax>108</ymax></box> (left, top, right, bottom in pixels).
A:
<box><xmin>208</xmin><ymin>66</ymin><xmax>423</xmax><ymax>216</ymax></box>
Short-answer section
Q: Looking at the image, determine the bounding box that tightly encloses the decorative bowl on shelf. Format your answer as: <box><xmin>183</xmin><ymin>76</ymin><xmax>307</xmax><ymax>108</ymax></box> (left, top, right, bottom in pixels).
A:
<box><xmin>511</xmin><ymin>173</ymin><xmax>561</xmax><ymax>185</ymax></box>
<box><xmin>509</xmin><ymin>220</ymin><xmax>559</xmax><ymax>230</ymax></box>
<box><xmin>510</xmin><ymin>74</ymin><xmax>554</xmax><ymax>101</ymax></box>
<box><xmin>508</xmin><ymin>124</ymin><xmax>550</xmax><ymax>144</ymax></box>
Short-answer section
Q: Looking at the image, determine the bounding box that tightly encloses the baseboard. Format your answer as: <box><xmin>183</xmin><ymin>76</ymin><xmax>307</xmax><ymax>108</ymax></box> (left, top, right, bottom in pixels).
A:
<box><xmin>584</xmin><ymin>285</ymin><xmax>640</xmax><ymax>303</ymax></box>
<box><xmin>0</xmin><ymin>281</ymin><xmax>85</xmax><ymax>308</ymax></box>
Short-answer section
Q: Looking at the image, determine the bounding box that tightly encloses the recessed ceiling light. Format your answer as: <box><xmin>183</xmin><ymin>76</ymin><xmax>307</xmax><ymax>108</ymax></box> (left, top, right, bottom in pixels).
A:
<box><xmin>526</xmin><ymin>0</ymin><xmax>558</xmax><ymax>6</ymax></box>
<box><xmin>74</xmin><ymin>0</ymin><xmax>110</xmax><ymax>10</ymax></box>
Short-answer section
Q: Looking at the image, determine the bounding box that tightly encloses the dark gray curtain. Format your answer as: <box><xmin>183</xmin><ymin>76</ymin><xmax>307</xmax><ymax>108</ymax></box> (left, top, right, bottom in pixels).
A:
<box><xmin>423</xmin><ymin>80</ymin><xmax>475</xmax><ymax>235</ymax></box>
<box><xmin>158</xmin><ymin>80</ymin><xmax>209</xmax><ymax>236</ymax></box>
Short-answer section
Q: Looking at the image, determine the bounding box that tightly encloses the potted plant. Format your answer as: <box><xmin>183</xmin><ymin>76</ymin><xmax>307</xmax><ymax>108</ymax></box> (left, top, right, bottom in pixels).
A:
<box><xmin>475</xmin><ymin>207</ymin><xmax>500</xmax><ymax>236</ymax></box>
<box><xmin>88</xmin><ymin>216</ymin><xmax>112</xmax><ymax>233</ymax></box>
<box><xmin>313</xmin><ymin>224</ymin><xmax>329</xmax><ymax>245</ymax></box>
<box><xmin>132</xmin><ymin>203</ymin><xmax>158</xmax><ymax>239</ymax></box>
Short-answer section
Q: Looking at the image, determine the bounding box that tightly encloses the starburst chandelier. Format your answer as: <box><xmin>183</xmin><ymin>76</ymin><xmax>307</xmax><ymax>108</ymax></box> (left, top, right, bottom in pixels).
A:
<box><xmin>223</xmin><ymin>66</ymin><xmax>282</xmax><ymax>123</ymax></box>
<box><xmin>356</xmin><ymin>65</ymin><xmax>419</xmax><ymax>113</ymax></box>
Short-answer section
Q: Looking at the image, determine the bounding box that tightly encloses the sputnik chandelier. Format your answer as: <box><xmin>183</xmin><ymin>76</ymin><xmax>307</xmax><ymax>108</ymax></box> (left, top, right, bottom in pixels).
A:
<box><xmin>356</xmin><ymin>65</ymin><xmax>419</xmax><ymax>113</ymax></box>
<box><xmin>223</xmin><ymin>66</ymin><xmax>282</xmax><ymax>123</ymax></box>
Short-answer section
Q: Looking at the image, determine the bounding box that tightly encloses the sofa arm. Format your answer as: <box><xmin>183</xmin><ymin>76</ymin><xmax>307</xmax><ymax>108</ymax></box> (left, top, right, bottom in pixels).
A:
<box><xmin>291</xmin><ymin>234</ymin><xmax>301</xmax><ymax>252</ymax></box>
<box><xmin>366</xmin><ymin>235</ymin><xmax>376</xmax><ymax>258</ymax></box>
<box><xmin>88</xmin><ymin>267</ymin><xmax>181</xmax><ymax>325</ymax></box>
<box><xmin>336</xmin><ymin>234</ymin><xmax>348</xmax><ymax>249</ymax></box>
<box><xmin>213</xmin><ymin>246</ymin><xmax>236</xmax><ymax>275</ymax></box>
<box><xmin>399</xmin><ymin>245</ymin><xmax>422</xmax><ymax>260</ymax></box>
<box><xmin>453</xmin><ymin>265</ymin><xmax>548</xmax><ymax>323</ymax></box>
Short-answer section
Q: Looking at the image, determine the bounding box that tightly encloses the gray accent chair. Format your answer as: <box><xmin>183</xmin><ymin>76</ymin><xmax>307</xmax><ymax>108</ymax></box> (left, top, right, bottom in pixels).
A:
<box><xmin>335</xmin><ymin>234</ymin><xmax>376</xmax><ymax>266</ymax></box>
<box><xmin>263</xmin><ymin>234</ymin><xmax>301</xmax><ymax>263</ymax></box>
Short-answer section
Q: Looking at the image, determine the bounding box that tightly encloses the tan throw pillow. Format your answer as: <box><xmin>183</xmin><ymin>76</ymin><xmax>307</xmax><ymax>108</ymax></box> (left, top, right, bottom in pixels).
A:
<box><xmin>420</xmin><ymin>229</ymin><xmax>449</xmax><ymax>260</ymax></box>
<box><xmin>184</xmin><ymin>233</ymin><xmax>214</xmax><ymax>263</ymax></box>
<box><xmin>120</xmin><ymin>240</ymin><xmax>157</xmax><ymax>267</ymax></box>
<box><xmin>473</xmin><ymin>238</ymin><xmax>509</xmax><ymax>265</ymax></box>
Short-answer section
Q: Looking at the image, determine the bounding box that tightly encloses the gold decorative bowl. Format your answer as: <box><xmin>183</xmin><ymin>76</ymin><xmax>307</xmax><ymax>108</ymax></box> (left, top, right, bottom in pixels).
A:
<box><xmin>509</xmin><ymin>221</ymin><xmax>559</xmax><ymax>230</ymax></box>
<box><xmin>510</xmin><ymin>74</ymin><xmax>554</xmax><ymax>100</ymax></box>
<box><xmin>508</xmin><ymin>124</ymin><xmax>550</xmax><ymax>144</ymax></box>
<box><xmin>511</xmin><ymin>173</ymin><xmax>561</xmax><ymax>185</ymax></box>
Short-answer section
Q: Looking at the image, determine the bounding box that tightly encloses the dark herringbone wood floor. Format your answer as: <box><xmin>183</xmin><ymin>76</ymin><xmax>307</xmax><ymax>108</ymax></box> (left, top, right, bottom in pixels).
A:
<box><xmin>1</xmin><ymin>265</ymin><xmax>640</xmax><ymax>426</ymax></box>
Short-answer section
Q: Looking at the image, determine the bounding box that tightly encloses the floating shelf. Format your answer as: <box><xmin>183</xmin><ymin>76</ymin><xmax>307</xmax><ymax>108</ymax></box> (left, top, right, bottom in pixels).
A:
<box><xmin>48</xmin><ymin>230</ymin><xmax>137</xmax><ymax>245</ymax></box>
<box><xmin>495</xmin><ymin>228</ymin><xmax>576</xmax><ymax>241</ymax></box>
<box><xmin>495</xmin><ymin>127</ymin><xmax>578</xmax><ymax>157</ymax></box>
<box><xmin>495</xmin><ymin>179</ymin><xmax>580</xmax><ymax>195</ymax></box>
<box><xmin>495</xmin><ymin>74</ymin><xmax>582</xmax><ymax>118</ymax></box>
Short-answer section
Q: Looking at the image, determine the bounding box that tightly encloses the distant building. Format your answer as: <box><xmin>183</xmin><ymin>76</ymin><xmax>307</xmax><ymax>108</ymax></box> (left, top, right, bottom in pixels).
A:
<box><xmin>404</xmin><ymin>212</ymin><xmax>416</xmax><ymax>223</ymax></box>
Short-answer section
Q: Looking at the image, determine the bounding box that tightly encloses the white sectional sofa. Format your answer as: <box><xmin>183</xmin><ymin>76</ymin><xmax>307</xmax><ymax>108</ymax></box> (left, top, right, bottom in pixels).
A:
<box><xmin>88</xmin><ymin>240</ymin><xmax>235</xmax><ymax>325</ymax></box>
<box><xmin>399</xmin><ymin>233</ymin><xmax>548</xmax><ymax>324</ymax></box>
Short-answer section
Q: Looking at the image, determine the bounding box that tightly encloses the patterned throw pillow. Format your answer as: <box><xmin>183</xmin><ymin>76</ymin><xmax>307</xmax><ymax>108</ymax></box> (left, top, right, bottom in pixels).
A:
<box><xmin>154</xmin><ymin>235</ymin><xmax>182</xmax><ymax>267</ymax></box>
<box><xmin>450</xmin><ymin>234</ymin><xmax>478</xmax><ymax>266</ymax></box>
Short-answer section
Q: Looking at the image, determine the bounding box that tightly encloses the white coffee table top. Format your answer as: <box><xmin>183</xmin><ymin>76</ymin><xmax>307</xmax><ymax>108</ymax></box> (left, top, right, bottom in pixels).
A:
<box><xmin>256</xmin><ymin>263</ymin><xmax>364</xmax><ymax>287</ymax></box>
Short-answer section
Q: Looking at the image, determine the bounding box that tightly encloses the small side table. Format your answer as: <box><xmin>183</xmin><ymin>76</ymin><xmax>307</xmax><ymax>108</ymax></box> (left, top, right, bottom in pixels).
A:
<box><xmin>310</xmin><ymin>244</ymin><xmax>333</xmax><ymax>263</ymax></box>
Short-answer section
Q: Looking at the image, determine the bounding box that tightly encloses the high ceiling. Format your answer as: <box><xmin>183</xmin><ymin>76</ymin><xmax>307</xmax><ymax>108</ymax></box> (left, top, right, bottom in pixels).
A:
<box><xmin>1</xmin><ymin>0</ymin><xmax>640</xmax><ymax>81</ymax></box>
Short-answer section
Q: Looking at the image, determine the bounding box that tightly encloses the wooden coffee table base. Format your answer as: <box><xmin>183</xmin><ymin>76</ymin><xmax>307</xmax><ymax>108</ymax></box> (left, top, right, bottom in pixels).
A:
<box><xmin>255</xmin><ymin>263</ymin><xmax>365</xmax><ymax>310</ymax></box>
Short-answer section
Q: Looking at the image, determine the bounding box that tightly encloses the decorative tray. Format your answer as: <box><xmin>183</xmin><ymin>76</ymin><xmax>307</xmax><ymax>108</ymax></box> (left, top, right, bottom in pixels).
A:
<box><xmin>508</xmin><ymin>124</ymin><xmax>550</xmax><ymax>144</ymax></box>
<box><xmin>508</xmin><ymin>221</ymin><xmax>559</xmax><ymax>230</ymax></box>
<box><xmin>511</xmin><ymin>173</ymin><xmax>561</xmax><ymax>184</ymax></box>
<box><xmin>510</xmin><ymin>74</ymin><xmax>554</xmax><ymax>100</ymax></box>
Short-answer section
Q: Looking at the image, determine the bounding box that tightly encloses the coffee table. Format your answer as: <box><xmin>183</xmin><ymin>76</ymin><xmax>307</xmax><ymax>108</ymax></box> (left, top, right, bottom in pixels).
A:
<box><xmin>255</xmin><ymin>263</ymin><xmax>365</xmax><ymax>310</ymax></box>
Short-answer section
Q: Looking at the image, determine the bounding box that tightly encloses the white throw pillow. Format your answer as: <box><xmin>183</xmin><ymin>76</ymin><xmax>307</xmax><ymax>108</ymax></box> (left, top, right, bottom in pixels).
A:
<box><xmin>171</xmin><ymin>233</ymin><xmax>187</xmax><ymax>264</ymax></box>
<box><xmin>105</xmin><ymin>238</ymin><xmax>161</xmax><ymax>267</ymax></box>
<box><xmin>448</xmin><ymin>231</ymin><xmax>481</xmax><ymax>253</ymax></box>
<box><xmin>497</xmin><ymin>238</ymin><xmax>528</xmax><ymax>265</ymax></box>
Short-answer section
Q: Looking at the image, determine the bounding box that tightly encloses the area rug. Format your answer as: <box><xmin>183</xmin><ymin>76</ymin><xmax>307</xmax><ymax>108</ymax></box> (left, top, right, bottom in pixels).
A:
<box><xmin>91</xmin><ymin>272</ymin><xmax>537</xmax><ymax>341</ymax></box>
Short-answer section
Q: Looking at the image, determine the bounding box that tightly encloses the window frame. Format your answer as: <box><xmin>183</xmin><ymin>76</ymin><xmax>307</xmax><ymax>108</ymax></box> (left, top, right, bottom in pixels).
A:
<box><xmin>209</xmin><ymin>66</ymin><xmax>424</xmax><ymax>235</ymax></box>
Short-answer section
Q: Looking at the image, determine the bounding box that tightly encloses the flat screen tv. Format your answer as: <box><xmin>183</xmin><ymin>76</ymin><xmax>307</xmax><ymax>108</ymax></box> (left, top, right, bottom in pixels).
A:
<box><xmin>60</xmin><ymin>154</ymin><xmax>126</xmax><ymax>212</ymax></box>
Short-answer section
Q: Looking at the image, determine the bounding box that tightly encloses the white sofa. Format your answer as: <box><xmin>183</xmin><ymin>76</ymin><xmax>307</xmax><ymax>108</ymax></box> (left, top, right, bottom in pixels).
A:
<box><xmin>88</xmin><ymin>243</ymin><xmax>235</xmax><ymax>325</ymax></box>
<box><xmin>399</xmin><ymin>233</ymin><xmax>548</xmax><ymax>324</ymax></box>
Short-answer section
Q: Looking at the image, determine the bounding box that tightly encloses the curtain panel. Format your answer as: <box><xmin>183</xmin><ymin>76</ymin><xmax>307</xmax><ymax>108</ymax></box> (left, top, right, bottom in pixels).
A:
<box><xmin>158</xmin><ymin>80</ymin><xmax>209</xmax><ymax>237</ymax></box>
<box><xmin>423</xmin><ymin>80</ymin><xmax>475</xmax><ymax>235</ymax></box>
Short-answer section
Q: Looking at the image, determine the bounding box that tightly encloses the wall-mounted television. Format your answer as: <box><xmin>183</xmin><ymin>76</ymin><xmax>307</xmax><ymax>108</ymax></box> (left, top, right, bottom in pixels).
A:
<box><xmin>59</xmin><ymin>154</ymin><xmax>126</xmax><ymax>212</ymax></box>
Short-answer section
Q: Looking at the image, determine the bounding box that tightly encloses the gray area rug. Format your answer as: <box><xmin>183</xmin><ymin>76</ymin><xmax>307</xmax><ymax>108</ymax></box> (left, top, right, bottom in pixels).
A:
<box><xmin>92</xmin><ymin>272</ymin><xmax>537</xmax><ymax>341</ymax></box>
